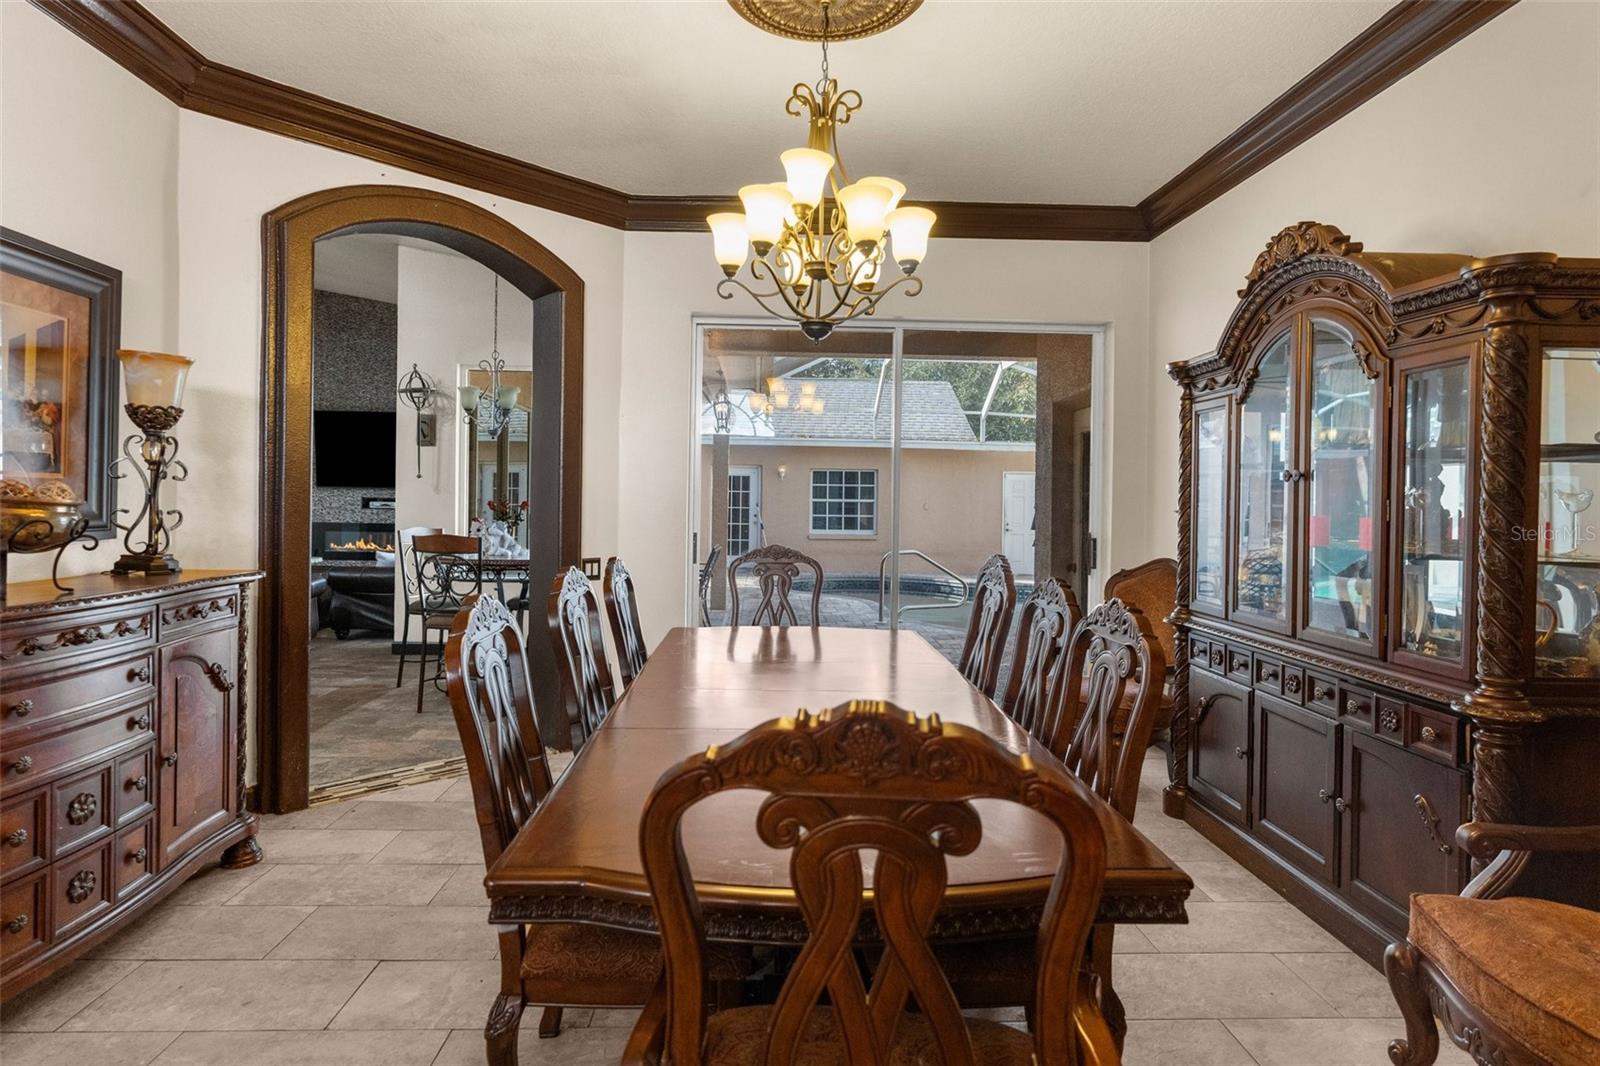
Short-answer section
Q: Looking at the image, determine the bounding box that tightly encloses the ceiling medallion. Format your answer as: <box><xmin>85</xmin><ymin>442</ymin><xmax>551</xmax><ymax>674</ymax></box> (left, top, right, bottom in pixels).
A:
<box><xmin>726</xmin><ymin>0</ymin><xmax>923</xmax><ymax>42</ymax></box>
<box><xmin>709</xmin><ymin>0</ymin><xmax>933</xmax><ymax>341</ymax></box>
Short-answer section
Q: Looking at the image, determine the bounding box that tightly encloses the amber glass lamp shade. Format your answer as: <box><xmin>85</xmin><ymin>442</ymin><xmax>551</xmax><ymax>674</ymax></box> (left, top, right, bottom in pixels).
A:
<box><xmin>119</xmin><ymin>350</ymin><xmax>192</xmax><ymax>409</ymax></box>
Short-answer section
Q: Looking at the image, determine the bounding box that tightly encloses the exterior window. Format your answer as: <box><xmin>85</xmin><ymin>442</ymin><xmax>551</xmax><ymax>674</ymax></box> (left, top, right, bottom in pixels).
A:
<box><xmin>810</xmin><ymin>469</ymin><xmax>877</xmax><ymax>534</ymax></box>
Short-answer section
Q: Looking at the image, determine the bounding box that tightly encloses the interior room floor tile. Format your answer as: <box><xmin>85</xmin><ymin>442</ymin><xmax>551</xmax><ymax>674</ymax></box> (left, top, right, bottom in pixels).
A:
<box><xmin>1</xmin><ymin>764</ymin><xmax>1475</xmax><ymax>1065</ymax></box>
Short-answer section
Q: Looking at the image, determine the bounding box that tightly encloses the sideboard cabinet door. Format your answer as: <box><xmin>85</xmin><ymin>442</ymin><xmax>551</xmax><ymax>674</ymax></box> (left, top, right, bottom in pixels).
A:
<box><xmin>1189</xmin><ymin>670</ymin><xmax>1252</xmax><ymax>827</ymax></box>
<box><xmin>156</xmin><ymin>629</ymin><xmax>237</xmax><ymax>868</ymax></box>
<box><xmin>1340</xmin><ymin>728</ymin><xmax>1467</xmax><ymax>931</ymax></box>
<box><xmin>1252</xmin><ymin>693</ymin><xmax>1339</xmax><ymax>885</ymax></box>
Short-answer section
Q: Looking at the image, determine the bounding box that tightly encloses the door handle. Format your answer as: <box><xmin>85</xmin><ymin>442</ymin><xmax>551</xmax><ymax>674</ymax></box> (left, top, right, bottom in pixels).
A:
<box><xmin>1234</xmin><ymin>746</ymin><xmax>1249</xmax><ymax>760</ymax></box>
<box><xmin>1320</xmin><ymin>790</ymin><xmax>1348</xmax><ymax>813</ymax></box>
<box><xmin>1192</xmin><ymin>694</ymin><xmax>1216</xmax><ymax>725</ymax></box>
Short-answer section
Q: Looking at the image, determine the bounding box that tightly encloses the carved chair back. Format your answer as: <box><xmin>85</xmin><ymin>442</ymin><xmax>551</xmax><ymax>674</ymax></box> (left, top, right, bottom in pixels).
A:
<box><xmin>639</xmin><ymin>702</ymin><xmax>1109</xmax><ymax>1066</ymax></box>
<box><xmin>697</xmin><ymin>544</ymin><xmax>722</xmax><ymax>626</ymax></box>
<box><xmin>727</xmin><ymin>544</ymin><xmax>823</xmax><ymax>627</ymax></box>
<box><xmin>1054</xmin><ymin>599</ymin><xmax>1168</xmax><ymax>819</ymax></box>
<box><xmin>413</xmin><ymin>533</ymin><xmax>484</xmax><ymax>615</ymax></box>
<box><xmin>1103</xmin><ymin>558</ymin><xmax>1177</xmax><ymax>674</ymax></box>
<box><xmin>398</xmin><ymin>525</ymin><xmax>443</xmax><ymax>604</ymax></box>
<box><xmin>444</xmin><ymin>594</ymin><xmax>554</xmax><ymax>871</ymax></box>
<box><xmin>547</xmin><ymin>566</ymin><xmax>617</xmax><ymax>744</ymax></box>
<box><xmin>604</xmin><ymin>556</ymin><xmax>649</xmax><ymax>687</ymax></box>
<box><xmin>998</xmin><ymin>577</ymin><xmax>1083</xmax><ymax>752</ymax></box>
<box><xmin>957</xmin><ymin>554</ymin><xmax>1016</xmax><ymax>698</ymax></box>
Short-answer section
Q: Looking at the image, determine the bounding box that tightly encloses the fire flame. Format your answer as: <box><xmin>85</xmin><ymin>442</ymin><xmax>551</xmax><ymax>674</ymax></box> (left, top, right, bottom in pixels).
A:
<box><xmin>329</xmin><ymin>536</ymin><xmax>394</xmax><ymax>552</ymax></box>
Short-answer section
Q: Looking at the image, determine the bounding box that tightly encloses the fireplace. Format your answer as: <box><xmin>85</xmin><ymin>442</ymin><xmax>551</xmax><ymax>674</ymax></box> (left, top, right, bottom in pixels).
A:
<box><xmin>312</xmin><ymin>521</ymin><xmax>397</xmax><ymax>562</ymax></box>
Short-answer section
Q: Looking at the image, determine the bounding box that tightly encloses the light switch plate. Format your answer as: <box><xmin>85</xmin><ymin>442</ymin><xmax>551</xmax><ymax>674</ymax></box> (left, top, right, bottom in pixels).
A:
<box><xmin>581</xmin><ymin>557</ymin><xmax>602</xmax><ymax>580</ymax></box>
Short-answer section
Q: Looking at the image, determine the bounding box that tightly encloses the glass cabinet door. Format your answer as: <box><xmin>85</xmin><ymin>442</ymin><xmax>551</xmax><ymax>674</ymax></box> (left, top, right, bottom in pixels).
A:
<box><xmin>1398</xmin><ymin>361</ymin><xmax>1470</xmax><ymax>665</ymax></box>
<box><xmin>1535</xmin><ymin>347</ymin><xmax>1600</xmax><ymax>680</ymax></box>
<box><xmin>1193</xmin><ymin>404</ymin><xmax>1227</xmax><ymax>612</ymax></box>
<box><xmin>1303</xmin><ymin>319</ymin><xmax>1379</xmax><ymax>646</ymax></box>
<box><xmin>1235</xmin><ymin>333</ymin><xmax>1292</xmax><ymax>624</ymax></box>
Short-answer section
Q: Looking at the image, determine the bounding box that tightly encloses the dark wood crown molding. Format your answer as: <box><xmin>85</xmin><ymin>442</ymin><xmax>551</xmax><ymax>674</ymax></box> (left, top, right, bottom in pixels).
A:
<box><xmin>1139</xmin><ymin>0</ymin><xmax>1515</xmax><ymax>236</ymax></box>
<box><xmin>34</xmin><ymin>0</ymin><xmax>1512</xmax><ymax>243</ymax></box>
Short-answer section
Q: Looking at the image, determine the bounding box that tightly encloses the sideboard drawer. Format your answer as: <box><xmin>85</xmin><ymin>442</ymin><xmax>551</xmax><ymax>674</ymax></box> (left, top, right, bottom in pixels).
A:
<box><xmin>51</xmin><ymin>839</ymin><xmax>112</xmax><ymax>939</ymax></box>
<box><xmin>1405</xmin><ymin>704</ymin><xmax>1460</xmax><ymax>766</ymax></box>
<box><xmin>1</xmin><ymin>789</ymin><xmax>47</xmax><ymax>883</ymax></box>
<box><xmin>51</xmin><ymin>763</ymin><xmax>114</xmax><ymax>859</ymax></box>
<box><xmin>114</xmin><ymin>745</ymin><xmax>155</xmax><ymax>827</ymax></box>
<box><xmin>158</xmin><ymin>590</ymin><xmax>240</xmax><ymax>639</ymax></box>
<box><xmin>1</xmin><ymin>702</ymin><xmax>156</xmax><ymax>798</ymax></box>
<box><xmin>1338</xmin><ymin>683</ymin><xmax>1375</xmax><ymax>730</ymax></box>
<box><xmin>0</xmin><ymin>605</ymin><xmax>155</xmax><ymax>671</ymax></box>
<box><xmin>1306</xmin><ymin>673</ymin><xmax>1339</xmax><ymax>715</ymax></box>
<box><xmin>0</xmin><ymin>872</ymin><xmax>47</xmax><ymax>965</ymax></box>
<box><xmin>0</xmin><ymin>651</ymin><xmax>156</xmax><ymax>735</ymax></box>
<box><xmin>115</xmin><ymin>820</ymin><xmax>154</xmax><ymax>900</ymax></box>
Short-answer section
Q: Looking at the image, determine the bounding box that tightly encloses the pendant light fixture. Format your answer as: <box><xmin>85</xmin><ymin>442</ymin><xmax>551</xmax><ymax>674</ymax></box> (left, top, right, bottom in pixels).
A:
<box><xmin>457</xmin><ymin>275</ymin><xmax>520</xmax><ymax>440</ymax></box>
<box><xmin>711</xmin><ymin>0</ymin><xmax>933</xmax><ymax>342</ymax></box>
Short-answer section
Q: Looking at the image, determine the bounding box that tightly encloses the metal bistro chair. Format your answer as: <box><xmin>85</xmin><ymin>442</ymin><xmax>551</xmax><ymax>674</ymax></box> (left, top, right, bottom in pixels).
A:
<box><xmin>411</xmin><ymin>533</ymin><xmax>483</xmax><ymax>714</ymax></box>
<box><xmin>547</xmin><ymin>566</ymin><xmax>617</xmax><ymax>747</ymax></box>
<box><xmin>624</xmin><ymin>701</ymin><xmax>1118</xmax><ymax>1066</ymax></box>
<box><xmin>697</xmin><ymin>544</ymin><xmax>722</xmax><ymax>626</ymax></box>
<box><xmin>394</xmin><ymin>525</ymin><xmax>443</xmax><ymax>688</ymax></box>
<box><xmin>957</xmin><ymin>554</ymin><xmax>1017</xmax><ymax>698</ymax></box>
<box><xmin>726</xmin><ymin>543</ymin><xmax>823</xmax><ymax>627</ymax></box>
<box><xmin>604</xmin><ymin>556</ymin><xmax>649</xmax><ymax>688</ymax></box>
<box><xmin>443</xmin><ymin>594</ymin><xmax>748</xmax><ymax>1064</ymax></box>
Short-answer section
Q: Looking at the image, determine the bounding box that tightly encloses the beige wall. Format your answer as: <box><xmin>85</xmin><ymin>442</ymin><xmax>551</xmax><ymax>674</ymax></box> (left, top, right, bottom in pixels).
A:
<box><xmin>1144</xmin><ymin>0</ymin><xmax>1600</xmax><ymax>559</ymax></box>
<box><xmin>699</xmin><ymin>443</ymin><xmax>1034</xmax><ymax>578</ymax></box>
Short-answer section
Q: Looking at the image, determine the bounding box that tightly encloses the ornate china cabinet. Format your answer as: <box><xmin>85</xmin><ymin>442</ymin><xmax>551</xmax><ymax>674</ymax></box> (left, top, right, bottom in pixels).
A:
<box><xmin>1165</xmin><ymin>223</ymin><xmax>1600</xmax><ymax>959</ymax></box>
<box><xmin>0</xmin><ymin>570</ymin><xmax>261</xmax><ymax>998</ymax></box>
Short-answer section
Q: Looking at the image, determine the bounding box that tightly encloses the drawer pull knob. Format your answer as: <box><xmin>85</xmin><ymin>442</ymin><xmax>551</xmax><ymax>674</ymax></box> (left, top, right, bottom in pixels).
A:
<box><xmin>1313</xmin><ymin>685</ymin><xmax>1333</xmax><ymax>701</ymax></box>
<box><xmin>10</xmin><ymin>756</ymin><xmax>32</xmax><ymax>775</ymax></box>
<box><xmin>1234</xmin><ymin>746</ymin><xmax>1249</xmax><ymax>760</ymax></box>
<box><xmin>130</xmin><ymin>847</ymin><xmax>149</xmax><ymax>863</ymax></box>
<box><xmin>4</xmin><ymin>829</ymin><xmax>27</xmax><ymax>847</ymax></box>
<box><xmin>1420</xmin><ymin>725</ymin><xmax>1440</xmax><ymax>743</ymax></box>
<box><xmin>130</xmin><ymin>713</ymin><xmax>151</xmax><ymax>731</ymax></box>
<box><xmin>1345</xmin><ymin>699</ymin><xmax>1363</xmax><ymax>716</ymax></box>
<box><xmin>66</xmin><ymin>793</ymin><xmax>98</xmax><ymax>825</ymax></box>
<box><xmin>163</xmin><ymin>752</ymin><xmax>178</xmax><ymax>767</ymax></box>
<box><xmin>131</xmin><ymin>665</ymin><xmax>152</xmax><ymax>683</ymax></box>
<box><xmin>9</xmin><ymin>698</ymin><xmax>32</xmax><ymax>718</ymax></box>
<box><xmin>131</xmin><ymin>775</ymin><xmax>149</xmax><ymax>792</ymax></box>
<box><xmin>5</xmin><ymin>915</ymin><xmax>28</xmax><ymax>934</ymax></box>
<box><xmin>66</xmin><ymin>870</ymin><xmax>96</xmax><ymax>904</ymax></box>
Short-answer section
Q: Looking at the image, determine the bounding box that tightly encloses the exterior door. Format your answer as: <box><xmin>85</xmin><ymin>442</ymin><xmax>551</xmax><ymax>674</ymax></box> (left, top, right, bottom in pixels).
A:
<box><xmin>1002</xmin><ymin>471</ymin><xmax>1036</xmax><ymax>575</ymax></box>
<box><xmin>1253</xmin><ymin>693</ymin><xmax>1340</xmax><ymax>884</ymax></box>
<box><xmin>1189</xmin><ymin>670</ymin><xmax>1252</xmax><ymax>827</ymax></box>
<box><xmin>157</xmin><ymin>629</ymin><xmax>238</xmax><ymax>868</ymax></box>
<box><xmin>727</xmin><ymin>465</ymin><xmax>762</xmax><ymax>557</ymax></box>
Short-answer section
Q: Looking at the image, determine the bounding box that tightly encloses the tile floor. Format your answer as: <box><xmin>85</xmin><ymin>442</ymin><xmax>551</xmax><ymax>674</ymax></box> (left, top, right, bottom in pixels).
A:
<box><xmin>0</xmin><ymin>753</ymin><xmax>1474</xmax><ymax>1066</ymax></box>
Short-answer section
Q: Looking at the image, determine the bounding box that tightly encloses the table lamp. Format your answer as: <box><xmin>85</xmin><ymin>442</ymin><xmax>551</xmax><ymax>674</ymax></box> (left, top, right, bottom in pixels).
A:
<box><xmin>111</xmin><ymin>349</ymin><xmax>193</xmax><ymax>574</ymax></box>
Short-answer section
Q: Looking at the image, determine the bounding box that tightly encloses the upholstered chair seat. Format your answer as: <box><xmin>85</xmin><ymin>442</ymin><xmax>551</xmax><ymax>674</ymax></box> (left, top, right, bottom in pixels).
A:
<box><xmin>519</xmin><ymin>923</ymin><xmax>746</xmax><ymax>995</ymax></box>
<box><xmin>700</xmin><ymin>1004</ymin><xmax>1034</xmax><ymax>1065</ymax></box>
<box><xmin>1408</xmin><ymin>894</ymin><xmax>1600</xmax><ymax>1064</ymax></box>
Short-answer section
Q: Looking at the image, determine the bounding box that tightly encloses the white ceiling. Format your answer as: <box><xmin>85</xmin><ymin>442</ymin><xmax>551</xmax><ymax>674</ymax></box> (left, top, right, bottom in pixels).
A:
<box><xmin>313</xmin><ymin>233</ymin><xmax>465</xmax><ymax>302</ymax></box>
<box><xmin>148</xmin><ymin>0</ymin><xmax>1390</xmax><ymax>204</ymax></box>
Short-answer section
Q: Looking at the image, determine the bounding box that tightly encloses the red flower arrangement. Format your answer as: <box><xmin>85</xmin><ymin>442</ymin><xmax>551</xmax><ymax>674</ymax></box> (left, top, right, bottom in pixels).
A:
<box><xmin>485</xmin><ymin>498</ymin><xmax>529</xmax><ymax>537</ymax></box>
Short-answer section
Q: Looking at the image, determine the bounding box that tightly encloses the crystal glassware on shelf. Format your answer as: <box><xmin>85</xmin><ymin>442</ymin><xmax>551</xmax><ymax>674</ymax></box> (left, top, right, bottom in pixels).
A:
<box><xmin>1555</xmin><ymin>487</ymin><xmax>1594</xmax><ymax>558</ymax></box>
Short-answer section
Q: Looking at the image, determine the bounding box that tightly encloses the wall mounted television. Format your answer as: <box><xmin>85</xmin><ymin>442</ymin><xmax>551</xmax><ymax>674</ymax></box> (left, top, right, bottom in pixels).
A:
<box><xmin>313</xmin><ymin>410</ymin><xmax>397</xmax><ymax>488</ymax></box>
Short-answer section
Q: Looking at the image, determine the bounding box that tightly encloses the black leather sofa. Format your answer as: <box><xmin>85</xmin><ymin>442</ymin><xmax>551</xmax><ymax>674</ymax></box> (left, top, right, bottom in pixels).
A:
<box><xmin>325</xmin><ymin>568</ymin><xmax>396</xmax><ymax>638</ymax></box>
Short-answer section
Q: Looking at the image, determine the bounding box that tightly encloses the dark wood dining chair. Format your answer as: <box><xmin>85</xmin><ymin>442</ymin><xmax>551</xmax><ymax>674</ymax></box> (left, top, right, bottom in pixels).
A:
<box><xmin>726</xmin><ymin>543</ymin><xmax>823</xmax><ymax>627</ymax></box>
<box><xmin>412</xmin><ymin>532</ymin><xmax>482</xmax><ymax>714</ymax></box>
<box><xmin>1386</xmin><ymin>821</ymin><xmax>1600</xmax><ymax>1066</ymax></box>
<box><xmin>443</xmin><ymin>594</ymin><xmax>747</xmax><ymax>1065</ymax></box>
<box><xmin>394</xmin><ymin>524</ymin><xmax>442</xmax><ymax>688</ymax></box>
<box><xmin>1102</xmin><ymin>557</ymin><xmax>1178</xmax><ymax>736</ymax></box>
<box><xmin>547</xmin><ymin>566</ymin><xmax>616</xmax><ymax>745</ymax></box>
<box><xmin>957</xmin><ymin>553</ymin><xmax>1016</xmax><ymax>698</ymax></box>
<box><xmin>624</xmin><ymin>700</ymin><xmax>1118</xmax><ymax>1066</ymax></box>
<box><xmin>998</xmin><ymin>576</ymin><xmax>1082</xmax><ymax>749</ymax></box>
<box><xmin>604</xmin><ymin>556</ymin><xmax>648</xmax><ymax>687</ymax></box>
<box><xmin>944</xmin><ymin>598</ymin><xmax>1165</xmax><ymax>1051</ymax></box>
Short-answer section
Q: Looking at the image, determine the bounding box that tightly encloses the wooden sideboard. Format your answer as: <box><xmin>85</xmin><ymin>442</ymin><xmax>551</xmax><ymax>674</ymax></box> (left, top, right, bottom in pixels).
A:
<box><xmin>1</xmin><ymin>570</ymin><xmax>262</xmax><ymax>998</ymax></box>
<box><xmin>1165</xmin><ymin>224</ymin><xmax>1600</xmax><ymax>962</ymax></box>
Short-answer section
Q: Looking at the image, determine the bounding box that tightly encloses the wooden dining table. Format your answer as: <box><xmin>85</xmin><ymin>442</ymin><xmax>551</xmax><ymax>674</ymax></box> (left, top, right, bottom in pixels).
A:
<box><xmin>485</xmin><ymin>625</ymin><xmax>1192</xmax><ymax>946</ymax></box>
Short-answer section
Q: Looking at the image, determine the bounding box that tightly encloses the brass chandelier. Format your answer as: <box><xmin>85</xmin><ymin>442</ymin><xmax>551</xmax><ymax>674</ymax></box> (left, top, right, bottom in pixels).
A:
<box><xmin>709</xmin><ymin>0</ymin><xmax>934</xmax><ymax>342</ymax></box>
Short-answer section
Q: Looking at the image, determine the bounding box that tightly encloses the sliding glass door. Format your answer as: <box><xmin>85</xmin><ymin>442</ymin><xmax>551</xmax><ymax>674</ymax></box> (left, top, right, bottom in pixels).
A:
<box><xmin>692</xmin><ymin>321</ymin><xmax>1098</xmax><ymax>665</ymax></box>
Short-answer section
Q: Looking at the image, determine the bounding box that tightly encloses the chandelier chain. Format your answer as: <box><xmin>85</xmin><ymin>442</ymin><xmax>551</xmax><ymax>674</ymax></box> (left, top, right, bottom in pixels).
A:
<box><xmin>491</xmin><ymin>275</ymin><xmax>499</xmax><ymax>356</ymax></box>
<box><xmin>816</xmin><ymin>1</ymin><xmax>831</xmax><ymax>95</ymax></box>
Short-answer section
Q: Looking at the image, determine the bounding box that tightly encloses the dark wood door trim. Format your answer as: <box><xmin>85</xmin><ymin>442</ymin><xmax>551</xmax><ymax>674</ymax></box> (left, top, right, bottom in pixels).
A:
<box><xmin>32</xmin><ymin>0</ymin><xmax>1514</xmax><ymax>243</ymax></box>
<box><xmin>259</xmin><ymin>183</ymin><xmax>584</xmax><ymax>812</ymax></box>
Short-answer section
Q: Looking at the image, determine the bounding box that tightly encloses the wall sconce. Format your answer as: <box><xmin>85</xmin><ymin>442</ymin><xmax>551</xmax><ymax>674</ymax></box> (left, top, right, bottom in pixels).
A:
<box><xmin>396</xmin><ymin>363</ymin><xmax>436</xmax><ymax>478</ymax></box>
<box><xmin>777</xmin><ymin>464</ymin><xmax>788</xmax><ymax>480</ymax></box>
<box><xmin>110</xmin><ymin>349</ymin><xmax>192</xmax><ymax>574</ymax></box>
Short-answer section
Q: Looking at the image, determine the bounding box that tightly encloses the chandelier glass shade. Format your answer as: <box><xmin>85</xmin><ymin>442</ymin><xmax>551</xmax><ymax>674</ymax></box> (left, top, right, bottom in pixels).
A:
<box><xmin>708</xmin><ymin>16</ymin><xmax>933</xmax><ymax>342</ymax></box>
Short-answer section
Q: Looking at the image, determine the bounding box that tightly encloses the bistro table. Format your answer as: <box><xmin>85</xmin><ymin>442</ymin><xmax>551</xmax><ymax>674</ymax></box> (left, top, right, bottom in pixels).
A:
<box><xmin>486</xmin><ymin>625</ymin><xmax>1192</xmax><ymax>948</ymax></box>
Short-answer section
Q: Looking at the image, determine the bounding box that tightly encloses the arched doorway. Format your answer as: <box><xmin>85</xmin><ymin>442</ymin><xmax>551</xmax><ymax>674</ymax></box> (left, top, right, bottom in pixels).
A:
<box><xmin>258</xmin><ymin>185</ymin><xmax>583</xmax><ymax>812</ymax></box>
